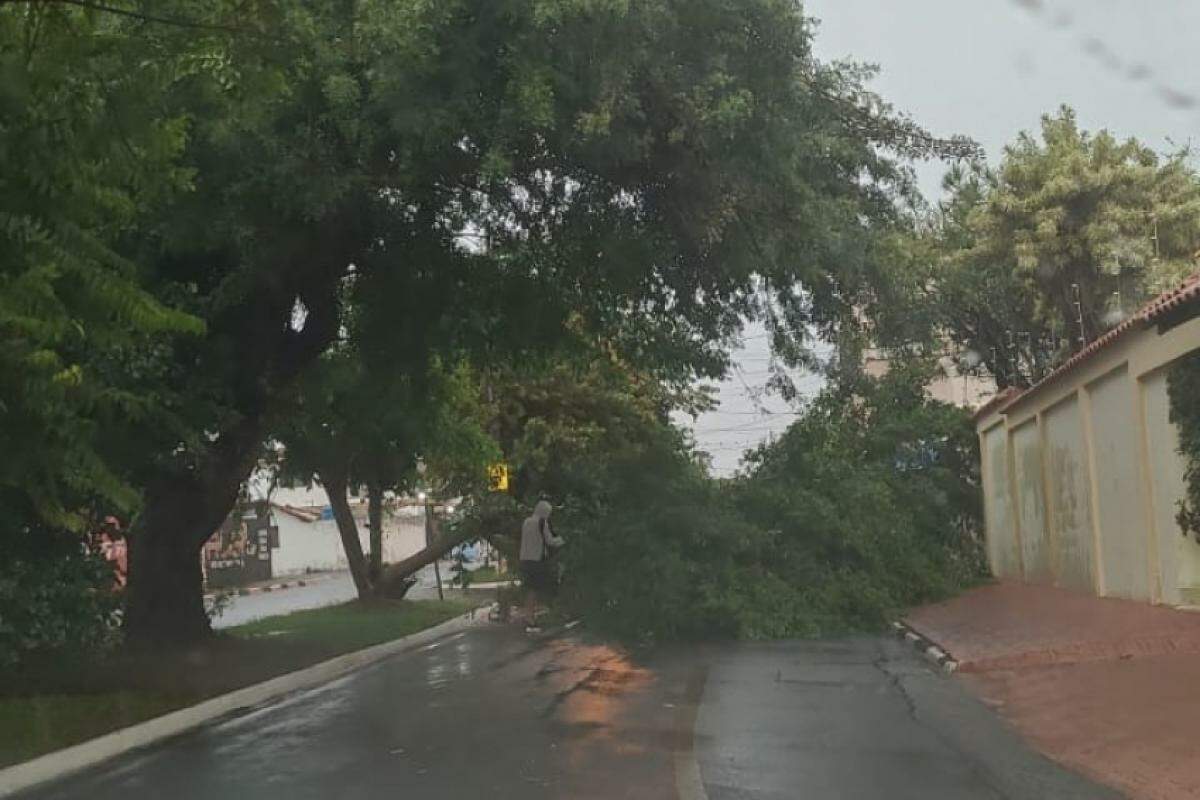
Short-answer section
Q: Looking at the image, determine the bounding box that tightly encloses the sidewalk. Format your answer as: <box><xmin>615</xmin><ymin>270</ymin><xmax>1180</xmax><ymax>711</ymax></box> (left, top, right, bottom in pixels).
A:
<box><xmin>906</xmin><ymin>581</ymin><xmax>1200</xmax><ymax>800</ymax></box>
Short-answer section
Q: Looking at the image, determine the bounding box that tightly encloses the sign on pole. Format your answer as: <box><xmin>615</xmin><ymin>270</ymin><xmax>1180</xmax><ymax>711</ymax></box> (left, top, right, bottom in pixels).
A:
<box><xmin>487</xmin><ymin>463</ymin><xmax>509</xmax><ymax>492</ymax></box>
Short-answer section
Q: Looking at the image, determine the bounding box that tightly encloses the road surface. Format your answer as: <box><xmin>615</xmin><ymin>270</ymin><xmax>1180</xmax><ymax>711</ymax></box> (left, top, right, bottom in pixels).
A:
<box><xmin>17</xmin><ymin>630</ymin><xmax>1116</xmax><ymax>799</ymax></box>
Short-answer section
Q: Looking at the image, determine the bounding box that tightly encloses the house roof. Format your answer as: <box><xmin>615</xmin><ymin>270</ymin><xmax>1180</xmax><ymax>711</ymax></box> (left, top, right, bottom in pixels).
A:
<box><xmin>974</xmin><ymin>271</ymin><xmax>1200</xmax><ymax>421</ymax></box>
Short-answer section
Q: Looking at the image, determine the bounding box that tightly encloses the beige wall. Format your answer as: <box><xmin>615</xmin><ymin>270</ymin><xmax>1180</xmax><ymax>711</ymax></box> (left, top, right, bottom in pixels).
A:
<box><xmin>982</xmin><ymin>424</ymin><xmax>1021</xmax><ymax>577</ymax></box>
<box><xmin>977</xmin><ymin>315</ymin><xmax>1200</xmax><ymax>605</ymax></box>
<box><xmin>1090</xmin><ymin>367</ymin><xmax>1152</xmax><ymax>600</ymax></box>
<box><xmin>1043</xmin><ymin>396</ymin><xmax>1094</xmax><ymax>592</ymax></box>
<box><xmin>1142</xmin><ymin>368</ymin><xmax>1200</xmax><ymax>605</ymax></box>
<box><xmin>1012</xmin><ymin>420</ymin><xmax>1051</xmax><ymax>584</ymax></box>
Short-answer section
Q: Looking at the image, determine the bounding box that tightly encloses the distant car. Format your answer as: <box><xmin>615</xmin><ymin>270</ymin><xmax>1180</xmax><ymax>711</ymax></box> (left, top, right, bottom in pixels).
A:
<box><xmin>451</xmin><ymin>543</ymin><xmax>479</xmax><ymax>563</ymax></box>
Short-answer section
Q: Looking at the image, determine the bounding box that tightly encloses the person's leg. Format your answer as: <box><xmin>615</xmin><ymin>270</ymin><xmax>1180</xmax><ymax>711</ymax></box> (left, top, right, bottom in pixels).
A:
<box><xmin>525</xmin><ymin>585</ymin><xmax>538</xmax><ymax>622</ymax></box>
<box><xmin>524</xmin><ymin>562</ymin><xmax>549</xmax><ymax>630</ymax></box>
<box><xmin>520</xmin><ymin>561</ymin><xmax>538</xmax><ymax>623</ymax></box>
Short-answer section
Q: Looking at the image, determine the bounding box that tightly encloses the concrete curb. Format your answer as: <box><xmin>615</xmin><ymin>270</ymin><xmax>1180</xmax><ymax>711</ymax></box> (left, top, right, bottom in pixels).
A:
<box><xmin>203</xmin><ymin>572</ymin><xmax>337</xmax><ymax>601</ymax></box>
<box><xmin>0</xmin><ymin>603</ymin><xmax>494</xmax><ymax>798</ymax></box>
<box><xmin>891</xmin><ymin>620</ymin><xmax>960</xmax><ymax>674</ymax></box>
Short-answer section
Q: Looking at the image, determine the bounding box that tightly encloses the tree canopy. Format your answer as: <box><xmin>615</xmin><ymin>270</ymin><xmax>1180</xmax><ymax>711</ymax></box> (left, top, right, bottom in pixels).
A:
<box><xmin>874</xmin><ymin>107</ymin><xmax>1200</xmax><ymax>388</ymax></box>
<box><xmin>3</xmin><ymin>0</ymin><xmax>975</xmax><ymax>645</ymax></box>
<box><xmin>0</xmin><ymin>4</ymin><xmax>203</xmax><ymax>528</ymax></box>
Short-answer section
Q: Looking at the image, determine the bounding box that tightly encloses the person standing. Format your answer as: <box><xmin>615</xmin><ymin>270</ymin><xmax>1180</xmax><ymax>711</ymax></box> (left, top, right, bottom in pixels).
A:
<box><xmin>519</xmin><ymin>500</ymin><xmax>564</xmax><ymax>632</ymax></box>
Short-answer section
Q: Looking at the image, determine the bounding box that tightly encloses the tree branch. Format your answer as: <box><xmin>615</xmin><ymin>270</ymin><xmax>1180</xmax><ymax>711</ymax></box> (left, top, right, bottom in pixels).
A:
<box><xmin>1</xmin><ymin>0</ymin><xmax>277</xmax><ymax>38</ymax></box>
<box><xmin>376</xmin><ymin>514</ymin><xmax>474</xmax><ymax>598</ymax></box>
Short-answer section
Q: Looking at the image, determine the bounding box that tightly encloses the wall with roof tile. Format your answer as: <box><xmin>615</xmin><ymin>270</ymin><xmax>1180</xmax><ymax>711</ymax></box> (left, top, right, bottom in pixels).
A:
<box><xmin>976</xmin><ymin>311</ymin><xmax>1200</xmax><ymax>606</ymax></box>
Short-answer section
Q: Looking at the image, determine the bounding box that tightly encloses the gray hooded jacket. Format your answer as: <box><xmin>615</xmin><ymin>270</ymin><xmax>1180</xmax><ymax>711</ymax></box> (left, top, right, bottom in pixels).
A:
<box><xmin>519</xmin><ymin>500</ymin><xmax>564</xmax><ymax>562</ymax></box>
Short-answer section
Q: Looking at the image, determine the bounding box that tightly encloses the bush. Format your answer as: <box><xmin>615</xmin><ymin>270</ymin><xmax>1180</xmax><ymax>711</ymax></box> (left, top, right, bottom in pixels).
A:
<box><xmin>552</xmin><ymin>363</ymin><xmax>986</xmax><ymax>643</ymax></box>
<box><xmin>0</xmin><ymin>514</ymin><xmax>123</xmax><ymax>666</ymax></box>
<box><xmin>1169</xmin><ymin>352</ymin><xmax>1200</xmax><ymax>539</ymax></box>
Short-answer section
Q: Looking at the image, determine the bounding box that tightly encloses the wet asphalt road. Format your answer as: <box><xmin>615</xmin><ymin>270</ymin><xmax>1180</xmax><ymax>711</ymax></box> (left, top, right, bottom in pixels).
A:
<box><xmin>18</xmin><ymin>629</ymin><xmax>1116</xmax><ymax>800</ymax></box>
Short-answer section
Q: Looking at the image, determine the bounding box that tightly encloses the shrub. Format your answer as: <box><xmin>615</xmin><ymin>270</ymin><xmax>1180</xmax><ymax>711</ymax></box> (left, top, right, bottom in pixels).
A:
<box><xmin>1168</xmin><ymin>352</ymin><xmax>1200</xmax><ymax>540</ymax></box>
<box><xmin>0</xmin><ymin>512</ymin><xmax>123</xmax><ymax>666</ymax></box>
<box><xmin>552</xmin><ymin>363</ymin><xmax>985</xmax><ymax>643</ymax></box>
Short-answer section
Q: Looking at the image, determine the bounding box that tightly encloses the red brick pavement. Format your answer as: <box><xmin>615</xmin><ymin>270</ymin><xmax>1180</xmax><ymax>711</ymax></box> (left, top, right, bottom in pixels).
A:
<box><xmin>905</xmin><ymin>581</ymin><xmax>1200</xmax><ymax>799</ymax></box>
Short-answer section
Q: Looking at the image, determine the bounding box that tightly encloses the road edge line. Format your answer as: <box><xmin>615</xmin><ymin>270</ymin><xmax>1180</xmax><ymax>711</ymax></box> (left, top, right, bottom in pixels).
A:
<box><xmin>0</xmin><ymin>603</ymin><xmax>494</xmax><ymax>798</ymax></box>
<box><xmin>674</xmin><ymin>666</ymin><xmax>711</xmax><ymax>800</ymax></box>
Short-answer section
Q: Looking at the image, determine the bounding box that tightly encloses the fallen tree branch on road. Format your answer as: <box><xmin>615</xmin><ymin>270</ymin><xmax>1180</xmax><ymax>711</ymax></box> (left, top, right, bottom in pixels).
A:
<box><xmin>375</xmin><ymin>502</ymin><xmax>525</xmax><ymax>598</ymax></box>
<box><xmin>376</xmin><ymin>512</ymin><xmax>474</xmax><ymax>598</ymax></box>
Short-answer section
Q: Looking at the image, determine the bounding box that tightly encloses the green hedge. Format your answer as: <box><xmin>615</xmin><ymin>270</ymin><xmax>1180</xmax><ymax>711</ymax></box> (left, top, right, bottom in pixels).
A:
<box><xmin>1168</xmin><ymin>352</ymin><xmax>1200</xmax><ymax>540</ymax></box>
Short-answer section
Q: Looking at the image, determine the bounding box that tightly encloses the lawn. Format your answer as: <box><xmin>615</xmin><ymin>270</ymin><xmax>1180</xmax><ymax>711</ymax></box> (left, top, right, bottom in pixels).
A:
<box><xmin>2</xmin><ymin>691</ymin><xmax>194</xmax><ymax>768</ymax></box>
<box><xmin>230</xmin><ymin>596</ymin><xmax>478</xmax><ymax>651</ymax></box>
<box><xmin>1</xmin><ymin>597</ymin><xmax>481</xmax><ymax>768</ymax></box>
<box><xmin>462</xmin><ymin>564</ymin><xmax>516</xmax><ymax>584</ymax></box>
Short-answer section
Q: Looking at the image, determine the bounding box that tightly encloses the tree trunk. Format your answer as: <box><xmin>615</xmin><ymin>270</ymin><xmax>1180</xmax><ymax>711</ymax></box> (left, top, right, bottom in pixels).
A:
<box><xmin>321</xmin><ymin>466</ymin><xmax>374</xmax><ymax>599</ymax></box>
<box><xmin>124</xmin><ymin>474</ymin><xmax>245</xmax><ymax>646</ymax></box>
<box><xmin>376</xmin><ymin>512</ymin><xmax>473</xmax><ymax>598</ymax></box>
<box><xmin>368</xmin><ymin>479</ymin><xmax>384</xmax><ymax>583</ymax></box>
<box><xmin>125</xmin><ymin>522</ymin><xmax>210</xmax><ymax>646</ymax></box>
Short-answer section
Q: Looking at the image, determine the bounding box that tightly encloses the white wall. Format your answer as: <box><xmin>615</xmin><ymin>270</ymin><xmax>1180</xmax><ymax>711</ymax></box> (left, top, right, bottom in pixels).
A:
<box><xmin>272</xmin><ymin>516</ymin><xmax>344</xmax><ymax>576</ymax></box>
<box><xmin>382</xmin><ymin>506</ymin><xmax>427</xmax><ymax>564</ymax></box>
<box><xmin>269</xmin><ymin>498</ymin><xmax>431</xmax><ymax>578</ymax></box>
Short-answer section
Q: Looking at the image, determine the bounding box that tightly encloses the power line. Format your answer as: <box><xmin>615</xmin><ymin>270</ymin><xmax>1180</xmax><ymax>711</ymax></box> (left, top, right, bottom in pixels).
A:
<box><xmin>1008</xmin><ymin>0</ymin><xmax>1200</xmax><ymax>112</ymax></box>
<box><xmin>691</xmin><ymin>412</ymin><xmax>801</xmax><ymax>419</ymax></box>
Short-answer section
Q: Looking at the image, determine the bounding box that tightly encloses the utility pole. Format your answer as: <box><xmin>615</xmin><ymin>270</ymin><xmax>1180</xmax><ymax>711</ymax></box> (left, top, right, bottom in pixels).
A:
<box><xmin>426</xmin><ymin>497</ymin><xmax>444</xmax><ymax>601</ymax></box>
<box><xmin>415</xmin><ymin>458</ymin><xmax>444</xmax><ymax>600</ymax></box>
<box><xmin>1071</xmin><ymin>283</ymin><xmax>1088</xmax><ymax>347</ymax></box>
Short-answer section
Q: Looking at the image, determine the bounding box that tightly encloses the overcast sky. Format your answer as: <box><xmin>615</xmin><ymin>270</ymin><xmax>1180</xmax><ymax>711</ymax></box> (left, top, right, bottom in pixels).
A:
<box><xmin>686</xmin><ymin>0</ymin><xmax>1200</xmax><ymax>477</ymax></box>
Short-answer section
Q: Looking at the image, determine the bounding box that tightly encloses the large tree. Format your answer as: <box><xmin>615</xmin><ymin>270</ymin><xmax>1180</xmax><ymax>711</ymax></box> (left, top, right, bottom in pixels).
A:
<box><xmin>981</xmin><ymin>108</ymin><xmax>1200</xmax><ymax>347</ymax></box>
<box><xmin>7</xmin><ymin>0</ymin><xmax>969</xmax><ymax>644</ymax></box>
<box><xmin>874</xmin><ymin>108</ymin><xmax>1200</xmax><ymax>388</ymax></box>
<box><xmin>868</xmin><ymin>164</ymin><xmax>1060</xmax><ymax>389</ymax></box>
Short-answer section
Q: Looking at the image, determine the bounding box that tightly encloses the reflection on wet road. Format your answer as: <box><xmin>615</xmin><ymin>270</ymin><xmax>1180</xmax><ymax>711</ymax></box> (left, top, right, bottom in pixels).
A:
<box><xmin>19</xmin><ymin>626</ymin><xmax>684</xmax><ymax>800</ymax></box>
<box><xmin>15</xmin><ymin>630</ymin><xmax>1117</xmax><ymax>799</ymax></box>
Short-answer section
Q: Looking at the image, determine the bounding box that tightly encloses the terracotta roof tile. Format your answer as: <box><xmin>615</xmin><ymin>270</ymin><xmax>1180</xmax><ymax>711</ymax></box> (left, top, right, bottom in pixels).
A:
<box><xmin>1142</xmin><ymin>271</ymin><xmax>1200</xmax><ymax>323</ymax></box>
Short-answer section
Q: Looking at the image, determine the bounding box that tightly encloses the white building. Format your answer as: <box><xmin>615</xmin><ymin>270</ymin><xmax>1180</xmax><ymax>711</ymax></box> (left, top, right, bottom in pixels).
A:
<box><xmin>864</xmin><ymin>348</ymin><xmax>997</xmax><ymax>410</ymax></box>
<box><xmin>260</xmin><ymin>484</ymin><xmax>430</xmax><ymax>578</ymax></box>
